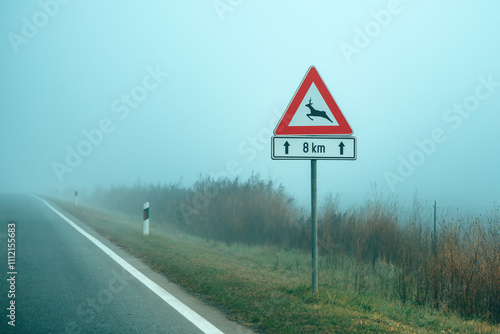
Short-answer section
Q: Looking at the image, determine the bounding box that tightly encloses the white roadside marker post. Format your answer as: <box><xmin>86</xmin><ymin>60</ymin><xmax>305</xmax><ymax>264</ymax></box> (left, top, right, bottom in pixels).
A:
<box><xmin>143</xmin><ymin>202</ymin><xmax>150</xmax><ymax>236</ymax></box>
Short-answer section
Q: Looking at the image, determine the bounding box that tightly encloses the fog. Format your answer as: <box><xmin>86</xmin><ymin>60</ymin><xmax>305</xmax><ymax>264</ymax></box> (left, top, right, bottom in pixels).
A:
<box><xmin>1</xmin><ymin>1</ymin><xmax>499</xmax><ymax>212</ymax></box>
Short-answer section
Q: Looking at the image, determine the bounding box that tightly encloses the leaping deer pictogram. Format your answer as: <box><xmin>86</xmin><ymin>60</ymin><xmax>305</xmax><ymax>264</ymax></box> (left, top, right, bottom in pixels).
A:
<box><xmin>305</xmin><ymin>98</ymin><xmax>333</xmax><ymax>123</ymax></box>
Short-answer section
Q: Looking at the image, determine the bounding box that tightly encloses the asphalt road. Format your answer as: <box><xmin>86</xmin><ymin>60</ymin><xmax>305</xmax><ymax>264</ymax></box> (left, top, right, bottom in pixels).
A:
<box><xmin>0</xmin><ymin>193</ymin><xmax>252</xmax><ymax>334</ymax></box>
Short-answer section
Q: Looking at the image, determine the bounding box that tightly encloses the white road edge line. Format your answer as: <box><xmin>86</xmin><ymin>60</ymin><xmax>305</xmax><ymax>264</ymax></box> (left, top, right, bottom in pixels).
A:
<box><xmin>36</xmin><ymin>197</ymin><xmax>224</xmax><ymax>334</ymax></box>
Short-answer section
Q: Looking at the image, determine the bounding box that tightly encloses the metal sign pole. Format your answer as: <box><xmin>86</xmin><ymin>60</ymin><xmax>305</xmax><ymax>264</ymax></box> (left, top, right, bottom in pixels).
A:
<box><xmin>271</xmin><ymin>66</ymin><xmax>356</xmax><ymax>294</ymax></box>
<box><xmin>311</xmin><ymin>159</ymin><xmax>318</xmax><ymax>293</ymax></box>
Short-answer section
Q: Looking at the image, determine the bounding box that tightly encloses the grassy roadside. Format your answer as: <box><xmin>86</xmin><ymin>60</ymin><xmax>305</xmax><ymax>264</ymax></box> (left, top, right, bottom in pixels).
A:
<box><xmin>51</xmin><ymin>198</ymin><xmax>500</xmax><ymax>334</ymax></box>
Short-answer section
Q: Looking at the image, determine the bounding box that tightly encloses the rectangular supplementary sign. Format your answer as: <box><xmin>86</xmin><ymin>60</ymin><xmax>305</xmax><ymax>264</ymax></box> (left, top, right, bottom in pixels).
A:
<box><xmin>272</xmin><ymin>136</ymin><xmax>356</xmax><ymax>160</ymax></box>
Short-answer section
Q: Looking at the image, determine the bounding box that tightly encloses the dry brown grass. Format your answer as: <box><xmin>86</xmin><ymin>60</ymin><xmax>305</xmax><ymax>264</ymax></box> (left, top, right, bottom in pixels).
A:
<box><xmin>88</xmin><ymin>178</ymin><xmax>500</xmax><ymax>322</ymax></box>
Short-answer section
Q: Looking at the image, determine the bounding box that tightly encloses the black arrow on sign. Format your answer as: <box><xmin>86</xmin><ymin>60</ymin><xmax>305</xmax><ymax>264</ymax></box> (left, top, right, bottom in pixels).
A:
<box><xmin>284</xmin><ymin>141</ymin><xmax>290</xmax><ymax>154</ymax></box>
<box><xmin>338</xmin><ymin>142</ymin><xmax>345</xmax><ymax>155</ymax></box>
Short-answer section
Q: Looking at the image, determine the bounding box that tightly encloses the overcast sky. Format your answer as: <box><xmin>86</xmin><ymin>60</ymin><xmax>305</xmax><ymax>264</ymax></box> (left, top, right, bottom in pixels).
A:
<box><xmin>1</xmin><ymin>1</ymin><xmax>499</xmax><ymax>213</ymax></box>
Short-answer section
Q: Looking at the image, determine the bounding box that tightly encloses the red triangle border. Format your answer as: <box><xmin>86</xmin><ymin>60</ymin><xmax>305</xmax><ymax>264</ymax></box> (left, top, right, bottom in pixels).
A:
<box><xmin>274</xmin><ymin>66</ymin><xmax>353</xmax><ymax>135</ymax></box>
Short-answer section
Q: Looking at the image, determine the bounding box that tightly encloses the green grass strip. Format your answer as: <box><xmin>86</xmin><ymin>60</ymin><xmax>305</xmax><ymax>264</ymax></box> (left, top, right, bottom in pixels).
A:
<box><xmin>52</xmin><ymin>199</ymin><xmax>500</xmax><ymax>334</ymax></box>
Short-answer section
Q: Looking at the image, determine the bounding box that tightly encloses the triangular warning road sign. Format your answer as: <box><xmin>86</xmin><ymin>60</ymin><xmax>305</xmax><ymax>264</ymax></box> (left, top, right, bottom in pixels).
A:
<box><xmin>274</xmin><ymin>66</ymin><xmax>353</xmax><ymax>135</ymax></box>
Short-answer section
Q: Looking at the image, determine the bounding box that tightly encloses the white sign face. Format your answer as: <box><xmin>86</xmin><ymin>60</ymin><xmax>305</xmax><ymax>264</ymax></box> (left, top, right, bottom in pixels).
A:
<box><xmin>272</xmin><ymin>136</ymin><xmax>356</xmax><ymax>160</ymax></box>
<box><xmin>274</xmin><ymin>66</ymin><xmax>353</xmax><ymax>135</ymax></box>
